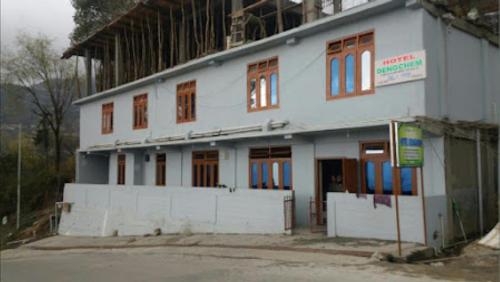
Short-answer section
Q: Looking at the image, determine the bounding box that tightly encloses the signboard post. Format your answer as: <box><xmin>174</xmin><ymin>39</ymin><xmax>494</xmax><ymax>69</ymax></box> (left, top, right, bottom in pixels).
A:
<box><xmin>397</xmin><ymin>123</ymin><xmax>424</xmax><ymax>167</ymax></box>
<box><xmin>390</xmin><ymin>121</ymin><xmax>428</xmax><ymax>250</ymax></box>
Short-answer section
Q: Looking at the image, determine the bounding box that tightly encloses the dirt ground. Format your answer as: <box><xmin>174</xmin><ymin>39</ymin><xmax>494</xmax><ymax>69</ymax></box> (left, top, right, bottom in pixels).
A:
<box><xmin>1</xmin><ymin>234</ymin><xmax>498</xmax><ymax>282</ymax></box>
<box><xmin>379</xmin><ymin>243</ymin><xmax>499</xmax><ymax>282</ymax></box>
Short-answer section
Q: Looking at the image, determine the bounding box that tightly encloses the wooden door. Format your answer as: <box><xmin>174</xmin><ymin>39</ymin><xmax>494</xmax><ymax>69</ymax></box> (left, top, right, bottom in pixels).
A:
<box><xmin>343</xmin><ymin>158</ymin><xmax>358</xmax><ymax>193</ymax></box>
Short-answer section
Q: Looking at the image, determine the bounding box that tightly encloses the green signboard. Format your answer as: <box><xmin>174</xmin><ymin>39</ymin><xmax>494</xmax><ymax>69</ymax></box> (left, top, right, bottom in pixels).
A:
<box><xmin>397</xmin><ymin>123</ymin><xmax>423</xmax><ymax>167</ymax></box>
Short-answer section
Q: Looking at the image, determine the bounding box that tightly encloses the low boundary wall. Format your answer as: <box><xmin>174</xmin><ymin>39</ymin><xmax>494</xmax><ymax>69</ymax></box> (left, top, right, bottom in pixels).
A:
<box><xmin>327</xmin><ymin>193</ymin><xmax>447</xmax><ymax>247</ymax></box>
<box><xmin>59</xmin><ymin>184</ymin><xmax>293</xmax><ymax>236</ymax></box>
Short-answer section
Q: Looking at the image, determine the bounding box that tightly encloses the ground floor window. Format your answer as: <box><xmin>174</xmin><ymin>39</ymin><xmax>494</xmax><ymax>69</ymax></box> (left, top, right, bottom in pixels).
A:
<box><xmin>117</xmin><ymin>154</ymin><xmax>126</xmax><ymax>185</ymax></box>
<box><xmin>156</xmin><ymin>153</ymin><xmax>166</xmax><ymax>186</ymax></box>
<box><xmin>249</xmin><ymin>146</ymin><xmax>292</xmax><ymax>190</ymax></box>
<box><xmin>192</xmin><ymin>151</ymin><xmax>218</xmax><ymax>187</ymax></box>
<box><xmin>360</xmin><ymin>141</ymin><xmax>417</xmax><ymax>195</ymax></box>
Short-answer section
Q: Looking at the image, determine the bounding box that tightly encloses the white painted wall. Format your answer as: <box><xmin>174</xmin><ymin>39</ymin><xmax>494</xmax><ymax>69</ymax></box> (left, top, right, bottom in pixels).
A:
<box><xmin>78</xmin><ymin>7</ymin><xmax>426</xmax><ymax>150</ymax></box>
<box><xmin>327</xmin><ymin>192</ymin><xmax>447</xmax><ymax>248</ymax></box>
<box><xmin>59</xmin><ymin>184</ymin><xmax>293</xmax><ymax>236</ymax></box>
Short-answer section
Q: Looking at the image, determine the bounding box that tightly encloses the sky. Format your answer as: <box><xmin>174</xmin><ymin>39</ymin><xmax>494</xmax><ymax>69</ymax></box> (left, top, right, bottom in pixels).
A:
<box><xmin>1</xmin><ymin>0</ymin><xmax>75</xmax><ymax>53</ymax></box>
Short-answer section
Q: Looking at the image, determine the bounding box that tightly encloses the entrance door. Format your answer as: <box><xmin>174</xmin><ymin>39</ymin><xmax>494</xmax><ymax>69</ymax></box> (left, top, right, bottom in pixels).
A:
<box><xmin>315</xmin><ymin>158</ymin><xmax>358</xmax><ymax>225</ymax></box>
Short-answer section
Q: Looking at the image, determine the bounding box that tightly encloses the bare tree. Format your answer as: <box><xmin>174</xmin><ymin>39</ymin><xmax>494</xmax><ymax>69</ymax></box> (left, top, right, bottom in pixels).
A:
<box><xmin>1</xmin><ymin>34</ymin><xmax>80</xmax><ymax>200</ymax></box>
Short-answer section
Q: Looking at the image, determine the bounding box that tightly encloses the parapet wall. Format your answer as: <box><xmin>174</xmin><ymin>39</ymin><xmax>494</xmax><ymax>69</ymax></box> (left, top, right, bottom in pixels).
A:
<box><xmin>59</xmin><ymin>184</ymin><xmax>293</xmax><ymax>236</ymax></box>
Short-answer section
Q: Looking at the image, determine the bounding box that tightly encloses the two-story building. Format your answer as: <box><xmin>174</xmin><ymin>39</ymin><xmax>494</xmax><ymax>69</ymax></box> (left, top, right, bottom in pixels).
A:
<box><xmin>59</xmin><ymin>0</ymin><xmax>498</xmax><ymax>248</ymax></box>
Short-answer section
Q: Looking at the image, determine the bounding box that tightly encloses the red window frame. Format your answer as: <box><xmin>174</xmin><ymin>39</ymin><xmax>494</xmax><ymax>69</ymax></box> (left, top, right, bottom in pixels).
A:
<box><xmin>101</xmin><ymin>102</ymin><xmax>114</xmax><ymax>134</ymax></box>
<box><xmin>133</xmin><ymin>93</ymin><xmax>148</xmax><ymax>129</ymax></box>
<box><xmin>247</xmin><ymin>57</ymin><xmax>279</xmax><ymax>112</ymax></box>
<box><xmin>359</xmin><ymin>141</ymin><xmax>417</xmax><ymax>195</ymax></box>
<box><xmin>156</xmin><ymin>153</ymin><xmax>166</xmax><ymax>186</ymax></box>
<box><xmin>117</xmin><ymin>154</ymin><xmax>126</xmax><ymax>185</ymax></box>
<box><xmin>176</xmin><ymin>80</ymin><xmax>196</xmax><ymax>123</ymax></box>
<box><xmin>192</xmin><ymin>151</ymin><xmax>219</xmax><ymax>187</ymax></box>
<box><xmin>326</xmin><ymin>31</ymin><xmax>375</xmax><ymax>100</ymax></box>
<box><xmin>249</xmin><ymin>146</ymin><xmax>293</xmax><ymax>190</ymax></box>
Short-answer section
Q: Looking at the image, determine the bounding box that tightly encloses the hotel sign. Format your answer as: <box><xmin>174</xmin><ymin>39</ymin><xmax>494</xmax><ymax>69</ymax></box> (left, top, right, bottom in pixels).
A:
<box><xmin>375</xmin><ymin>50</ymin><xmax>426</xmax><ymax>87</ymax></box>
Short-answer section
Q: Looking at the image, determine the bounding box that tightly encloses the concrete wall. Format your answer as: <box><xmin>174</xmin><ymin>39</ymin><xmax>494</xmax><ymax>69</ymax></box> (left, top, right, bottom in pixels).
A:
<box><xmin>78</xmin><ymin>6</ymin><xmax>426</xmax><ymax>150</ymax></box>
<box><xmin>98</xmin><ymin>127</ymin><xmax>448</xmax><ymax>228</ymax></box>
<box><xmin>327</xmin><ymin>193</ymin><xmax>447</xmax><ymax>248</ymax></box>
<box><xmin>423</xmin><ymin>11</ymin><xmax>500</xmax><ymax>123</ymax></box>
<box><xmin>76</xmin><ymin>153</ymin><xmax>109</xmax><ymax>184</ymax></box>
<box><xmin>59</xmin><ymin>184</ymin><xmax>293</xmax><ymax>236</ymax></box>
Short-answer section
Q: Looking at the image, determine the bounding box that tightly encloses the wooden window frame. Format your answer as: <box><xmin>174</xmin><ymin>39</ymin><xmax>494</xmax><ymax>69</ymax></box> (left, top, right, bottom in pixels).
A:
<box><xmin>192</xmin><ymin>151</ymin><xmax>219</xmax><ymax>187</ymax></box>
<box><xmin>101</xmin><ymin>102</ymin><xmax>114</xmax><ymax>134</ymax></box>
<box><xmin>326</xmin><ymin>30</ymin><xmax>375</xmax><ymax>101</ymax></box>
<box><xmin>248</xmin><ymin>146</ymin><xmax>293</xmax><ymax>190</ymax></box>
<box><xmin>247</xmin><ymin>57</ymin><xmax>280</xmax><ymax>112</ymax></box>
<box><xmin>359</xmin><ymin>141</ymin><xmax>417</xmax><ymax>195</ymax></box>
<box><xmin>176</xmin><ymin>80</ymin><xmax>196</xmax><ymax>123</ymax></box>
<box><xmin>117</xmin><ymin>154</ymin><xmax>126</xmax><ymax>185</ymax></box>
<box><xmin>133</xmin><ymin>93</ymin><xmax>148</xmax><ymax>129</ymax></box>
<box><xmin>156</xmin><ymin>153</ymin><xmax>166</xmax><ymax>186</ymax></box>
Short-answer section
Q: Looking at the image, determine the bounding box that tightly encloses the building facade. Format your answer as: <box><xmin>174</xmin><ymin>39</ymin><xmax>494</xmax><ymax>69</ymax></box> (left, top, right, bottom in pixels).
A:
<box><xmin>63</xmin><ymin>0</ymin><xmax>499</xmax><ymax>247</ymax></box>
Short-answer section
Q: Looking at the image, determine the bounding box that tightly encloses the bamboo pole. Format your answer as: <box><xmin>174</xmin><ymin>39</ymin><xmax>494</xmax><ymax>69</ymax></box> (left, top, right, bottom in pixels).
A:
<box><xmin>276</xmin><ymin>0</ymin><xmax>283</xmax><ymax>33</ymax></box>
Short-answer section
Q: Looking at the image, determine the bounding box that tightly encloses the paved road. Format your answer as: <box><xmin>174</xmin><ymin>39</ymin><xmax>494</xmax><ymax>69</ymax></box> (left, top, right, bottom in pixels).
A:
<box><xmin>0</xmin><ymin>246</ymin><xmax>464</xmax><ymax>282</ymax></box>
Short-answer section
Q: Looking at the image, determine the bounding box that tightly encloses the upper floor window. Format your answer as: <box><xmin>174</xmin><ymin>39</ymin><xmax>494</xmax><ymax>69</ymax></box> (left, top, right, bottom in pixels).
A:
<box><xmin>102</xmin><ymin>102</ymin><xmax>114</xmax><ymax>134</ymax></box>
<box><xmin>327</xmin><ymin>31</ymin><xmax>374</xmax><ymax>99</ymax></box>
<box><xmin>247</xmin><ymin>57</ymin><xmax>279</xmax><ymax>112</ymax></box>
<box><xmin>133</xmin><ymin>94</ymin><xmax>148</xmax><ymax>129</ymax></box>
<box><xmin>176</xmin><ymin>80</ymin><xmax>196</xmax><ymax>123</ymax></box>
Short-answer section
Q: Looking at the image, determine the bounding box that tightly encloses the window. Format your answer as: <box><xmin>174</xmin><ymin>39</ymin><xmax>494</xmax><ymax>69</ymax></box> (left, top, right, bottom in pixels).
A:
<box><xmin>327</xmin><ymin>31</ymin><xmax>374</xmax><ymax>100</ymax></box>
<box><xmin>249</xmin><ymin>146</ymin><xmax>292</xmax><ymax>190</ymax></box>
<box><xmin>360</xmin><ymin>141</ymin><xmax>417</xmax><ymax>195</ymax></box>
<box><xmin>102</xmin><ymin>102</ymin><xmax>114</xmax><ymax>134</ymax></box>
<box><xmin>133</xmin><ymin>94</ymin><xmax>148</xmax><ymax>129</ymax></box>
<box><xmin>177</xmin><ymin>80</ymin><xmax>196</xmax><ymax>123</ymax></box>
<box><xmin>247</xmin><ymin>57</ymin><xmax>279</xmax><ymax>111</ymax></box>
<box><xmin>156</xmin><ymin>153</ymin><xmax>166</xmax><ymax>186</ymax></box>
<box><xmin>192</xmin><ymin>151</ymin><xmax>218</xmax><ymax>187</ymax></box>
<box><xmin>117</xmin><ymin>154</ymin><xmax>126</xmax><ymax>185</ymax></box>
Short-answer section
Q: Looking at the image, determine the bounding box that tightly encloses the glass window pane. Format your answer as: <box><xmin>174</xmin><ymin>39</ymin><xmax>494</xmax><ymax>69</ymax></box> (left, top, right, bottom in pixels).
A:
<box><xmin>261</xmin><ymin>162</ymin><xmax>268</xmax><ymax>189</ymax></box>
<box><xmin>193</xmin><ymin>165</ymin><xmax>198</xmax><ymax>186</ymax></box>
<box><xmin>272</xmin><ymin>161</ymin><xmax>279</xmax><ymax>189</ymax></box>
<box><xmin>184</xmin><ymin>95</ymin><xmax>189</xmax><ymax>119</ymax></box>
<box><xmin>206</xmin><ymin>165</ymin><xmax>212</xmax><ymax>187</ymax></box>
<box><xmin>401</xmin><ymin>168</ymin><xmax>413</xmax><ymax>195</ymax></box>
<box><xmin>345</xmin><ymin>54</ymin><xmax>355</xmax><ymax>94</ymax></box>
<box><xmin>191</xmin><ymin>93</ymin><xmax>196</xmax><ymax>119</ymax></box>
<box><xmin>361</xmin><ymin>51</ymin><xmax>371</xmax><ymax>91</ymax></box>
<box><xmin>365</xmin><ymin>161</ymin><xmax>375</xmax><ymax>194</ymax></box>
<box><xmin>250</xmin><ymin>79</ymin><xmax>257</xmax><ymax>109</ymax></box>
<box><xmin>270</xmin><ymin>73</ymin><xmax>278</xmax><ymax>105</ymax></box>
<box><xmin>283</xmin><ymin>161</ymin><xmax>291</xmax><ymax>190</ymax></box>
<box><xmin>260</xmin><ymin>76</ymin><xmax>267</xmax><ymax>107</ymax></box>
<box><xmin>213</xmin><ymin>164</ymin><xmax>218</xmax><ymax>187</ymax></box>
<box><xmin>330</xmin><ymin>58</ymin><xmax>340</xmax><ymax>96</ymax></box>
<box><xmin>177</xmin><ymin>96</ymin><xmax>183</xmax><ymax>119</ymax></box>
<box><xmin>382</xmin><ymin>161</ymin><xmax>393</xmax><ymax>194</ymax></box>
<box><xmin>251</xmin><ymin>162</ymin><xmax>258</xmax><ymax>189</ymax></box>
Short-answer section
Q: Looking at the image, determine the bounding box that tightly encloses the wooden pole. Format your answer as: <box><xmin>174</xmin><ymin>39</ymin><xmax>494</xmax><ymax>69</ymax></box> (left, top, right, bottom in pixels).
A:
<box><xmin>390</xmin><ymin>121</ymin><xmax>402</xmax><ymax>257</ymax></box>
<box><xmin>276</xmin><ymin>0</ymin><xmax>283</xmax><ymax>33</ymax></box>
<box><xmin>395</xmin><ymin>186</ymin><xmax>402</xmax><ymax>257</ymax></box>
<box><xmin>114</xmin><ymin>34</ymin><xmax>121</xmax><ymax>87</ymax></box>
<box><xmin>84</xmin><ymin>48</ymin><xmax>92</xmax><ymax>96</ymax></box>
